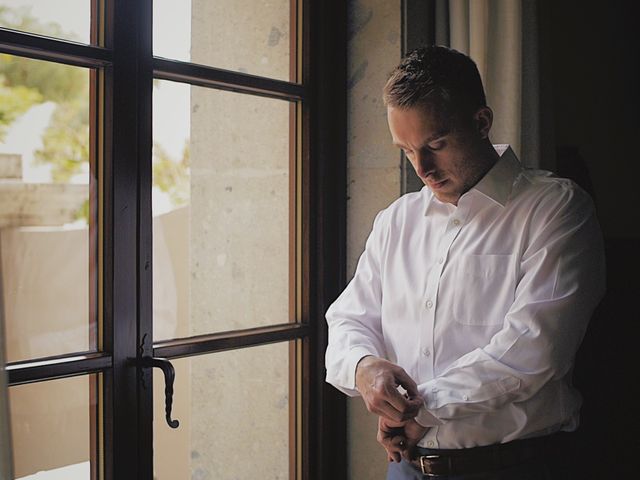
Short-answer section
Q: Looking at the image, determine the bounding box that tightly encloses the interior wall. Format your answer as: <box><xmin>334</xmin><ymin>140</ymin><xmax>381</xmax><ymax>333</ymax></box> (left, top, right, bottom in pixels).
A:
<box><xmin>539</xmin><ymin>0</ymin><xmax>638</xmax><ymax>240</ymax></box>
<box><xmin>538</xmin><ymin>1</ymin><xmax>638</xmax><ymax>476</ymax></box>
<box><xmin>346</xmin><ymin>0</ymin><xmax>402</xmax><ymax>478</ymax></box>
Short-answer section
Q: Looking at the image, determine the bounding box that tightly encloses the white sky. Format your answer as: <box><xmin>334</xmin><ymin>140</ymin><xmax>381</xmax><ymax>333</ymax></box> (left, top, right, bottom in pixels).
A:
<box><xmin>0</xmin><ymin>0</ymin><xmax>192</xmax><ymax>185</ymax></box>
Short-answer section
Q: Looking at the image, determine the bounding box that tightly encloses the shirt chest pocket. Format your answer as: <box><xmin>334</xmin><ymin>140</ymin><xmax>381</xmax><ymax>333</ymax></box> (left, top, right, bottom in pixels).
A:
<box><xmin>452</xmin><ymin>254</ymin><xmax>516</xmax><ymax>326</ymax></box>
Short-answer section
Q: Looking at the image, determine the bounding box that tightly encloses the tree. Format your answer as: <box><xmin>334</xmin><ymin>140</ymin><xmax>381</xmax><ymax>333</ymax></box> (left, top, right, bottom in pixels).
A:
<box><xmin>1</xmin><ymin>5</ymin><xmax>190</xmax><ymax>217</ymax></box>
<box><xmin>153</xmin><ymin>141</ymin><xmax>190</xmax><ymax>207</ymax></box>
<box><xmin>0</xmin><ymin>6</ymin><xmax>85</xmax><ymax>103</ymax></box>
<box><xmin>1</xmin><ymin>6</ymin><xmax>89</xmax><ymax>182</ymax></box>
<box><xmin>0</xmin><ymin>75</ymin><xmax>41</xmax><ymax>140</ymax></box>
<box><xmin>34</xmin><ymin>98</ymin><xmax>89</xmax><ymax>182</ymax></box>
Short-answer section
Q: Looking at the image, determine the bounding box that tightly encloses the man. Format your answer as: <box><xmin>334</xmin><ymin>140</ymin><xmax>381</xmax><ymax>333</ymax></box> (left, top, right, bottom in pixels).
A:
<box><xmin>325</xmin><ymin>46</ymin><xmax>605</xmax><ymax>479</ymax></box>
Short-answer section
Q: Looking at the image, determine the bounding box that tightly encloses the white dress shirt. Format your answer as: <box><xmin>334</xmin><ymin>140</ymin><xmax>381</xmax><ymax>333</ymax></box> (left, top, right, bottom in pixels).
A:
<box><xmin>325</xmin><ymin>145</ymin><xmax>605</xmax><ymax>449</ymax></box>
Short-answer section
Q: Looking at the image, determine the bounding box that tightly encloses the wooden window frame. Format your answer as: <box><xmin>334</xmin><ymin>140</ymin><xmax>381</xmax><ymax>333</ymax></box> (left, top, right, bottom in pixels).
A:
<box><xmin>1</xmin><ymin>0</ymin><xmax>347</xmax><ymax>478</ymax></box>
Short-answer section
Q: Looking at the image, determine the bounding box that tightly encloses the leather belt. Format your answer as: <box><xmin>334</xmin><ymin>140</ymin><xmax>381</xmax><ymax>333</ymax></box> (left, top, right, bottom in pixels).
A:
<box><xmin>409</xmin><ymin>435</ymin><xmax>554</xmax><ymax>477</ymax></box>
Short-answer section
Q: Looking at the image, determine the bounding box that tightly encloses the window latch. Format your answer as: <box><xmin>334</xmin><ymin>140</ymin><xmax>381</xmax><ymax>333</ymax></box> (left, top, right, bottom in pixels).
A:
<box><xmin>141</xmin><ymin>356</ymin><xmax>180</xmax><ymax>429</ymax></box>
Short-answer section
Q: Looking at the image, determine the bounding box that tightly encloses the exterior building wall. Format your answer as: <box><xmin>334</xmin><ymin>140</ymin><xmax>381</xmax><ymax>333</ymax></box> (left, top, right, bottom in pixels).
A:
<box><xmin>185</xmin><ymin>1</ymin><xmax>292</xmax><ymax>478</ymax></box>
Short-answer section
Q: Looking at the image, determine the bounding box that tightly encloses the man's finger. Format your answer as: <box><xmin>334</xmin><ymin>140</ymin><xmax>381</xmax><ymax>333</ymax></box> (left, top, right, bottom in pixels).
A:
<box><xmin>371</xmin><ymin>398</ymin><xmax>406</xmax><ymax>423</ymax></box>
<box><xmin>393</xmin><ymin>367</ymin><xmax>420</xmax><ymax>399</ymax></box>
<box><xmin>388</xmin><ymin>434</ymin><xmax>406</xmax><ymax>462</ymax></box>
<box><xmin>378</xmin><ymin>416</ymin><xmax>412</xmax><ymax>463</ymax></box>
<box><xmin>380</xmin><ymin>435</ymin><xmax>405</xmax><ymax>463</ymax></box>
<box><xmin>384</xmin><ymin>387</ymin><xmax>417</xmax><ymax>420</ymax></box>
<box><xmin>381</xmin><ymin>384</ymin><xmax>422</xmax><ymax>421</ymax></box>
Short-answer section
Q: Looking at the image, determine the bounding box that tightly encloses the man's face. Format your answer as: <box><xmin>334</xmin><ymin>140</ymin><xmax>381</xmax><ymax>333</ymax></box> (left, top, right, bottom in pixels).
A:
<box><xmin>387</xmin><ymin>104</ymin><xmax>491</xmax><ymax>205</ymax></box>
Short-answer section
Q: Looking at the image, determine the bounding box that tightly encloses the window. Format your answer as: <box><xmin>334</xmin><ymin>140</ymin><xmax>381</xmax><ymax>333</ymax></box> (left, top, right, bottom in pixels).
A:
<box><xmin>1</xmin><ymin>1</ymin><xmax>347</xmax><ymax>478</ymax></box>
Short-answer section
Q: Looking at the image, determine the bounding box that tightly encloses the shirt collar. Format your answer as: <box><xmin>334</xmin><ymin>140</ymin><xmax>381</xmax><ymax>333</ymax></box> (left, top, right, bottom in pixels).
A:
<box><xmin>423</xmin><ymin>144</ymin><xmax>523</xmax><ymax>215</ymax></box>
<box><xmin>472</xmin><ymin>144</ymin><xmax>522</xmax><ymax>207</ymax></box>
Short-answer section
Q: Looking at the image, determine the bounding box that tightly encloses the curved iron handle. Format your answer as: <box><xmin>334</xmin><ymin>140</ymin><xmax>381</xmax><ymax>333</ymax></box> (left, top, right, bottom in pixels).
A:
<box><xmin>141</xmin><ymin>357</ymin><xmax>180</xmax><ymax>429</ymax></box>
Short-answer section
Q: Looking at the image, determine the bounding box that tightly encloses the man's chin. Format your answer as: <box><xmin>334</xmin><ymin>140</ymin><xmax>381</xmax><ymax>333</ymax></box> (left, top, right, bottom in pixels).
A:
<box><xmin>431</xmin><ymin>189</ymin><xmax>459</xmax><ymax>205</ymax></box>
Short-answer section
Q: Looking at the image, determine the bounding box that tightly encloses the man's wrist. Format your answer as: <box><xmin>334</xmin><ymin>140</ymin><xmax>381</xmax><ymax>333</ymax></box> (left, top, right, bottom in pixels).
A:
<box><xmin>356</xmin><ymin>354</ymin><xmax>376</xmax><ymax>369</ymax></box>
<box><xmin>345</xmin><ymin>348</ymin><xmax>380</xmax><ymax>391</ymax></box>
<box><xmin>354</xmin><ymin>355</ymin><xmax>377</xmax><ymax>391</ymax></box>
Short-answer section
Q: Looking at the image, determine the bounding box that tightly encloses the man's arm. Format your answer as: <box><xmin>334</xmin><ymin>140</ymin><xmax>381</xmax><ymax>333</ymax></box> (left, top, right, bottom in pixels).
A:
<box><xmin>325</xmin><ymin>211</ymin><xmax>421</xmax><ymax>421</ymax></box>
<box><xmin>414</xmin><ymin>184</ymin><xmax>606</xmax><ymax>427</ymax></box>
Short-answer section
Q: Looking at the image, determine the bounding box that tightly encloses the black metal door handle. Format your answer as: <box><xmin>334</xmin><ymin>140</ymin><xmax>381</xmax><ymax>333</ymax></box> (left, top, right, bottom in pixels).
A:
<box><xmin>141</xmin><ymin>357</ymin><xmax>180</xmax><ymax>429</ymax></box>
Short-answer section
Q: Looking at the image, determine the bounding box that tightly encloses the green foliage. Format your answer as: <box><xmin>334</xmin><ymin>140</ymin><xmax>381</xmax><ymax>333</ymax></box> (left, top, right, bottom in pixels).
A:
<box><xmin>0</xmin><ymin>6</ymin><xmax>86</xmax><ymax>103</ymax></box>
<box><xmin>34</xmin><ymin>99</ymin><xmax>89</xmax><ymax>182</ymax></box>
<box><xmin>1</xmin><ymin>4</ymin><xmax>190</xmax><ymax>222</ymax></box>
<box><xmin>0</xmin><ymin>53</ymin><xmax>88</xmax><ymax>104</ymax></box>
<box><xmin>0</xmin><ymin>76</ymin><xmax>42</xmax><ymax>139</ymax></box>
<box><xmin>0</xmin><ymin>6</ymin><xmax>89</xmax><ymax>171</ymax></box>
<box><xmin>153</xmin><ymin>141</ymin><xmax>190</xmax><ymax>207</ymax></box>
<box><xmin>74</xmin><ymin>199</ymin><xmax>90</xmax><ymax>222</ymax></box>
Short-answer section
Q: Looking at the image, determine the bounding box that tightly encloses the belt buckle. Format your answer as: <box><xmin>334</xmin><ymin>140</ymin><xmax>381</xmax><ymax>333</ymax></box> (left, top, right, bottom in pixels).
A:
<box><xmin>419</xmin><ymin>455</ymin><xmax>447</xmax><ymax>477</ymax></box>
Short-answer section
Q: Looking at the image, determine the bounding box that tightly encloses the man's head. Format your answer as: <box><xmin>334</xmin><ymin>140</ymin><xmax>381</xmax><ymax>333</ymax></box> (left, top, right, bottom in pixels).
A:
<box><xmin>384</xmin><ymin>46</ymin><xmax>498</xmax><ymax>205</ymax></box>
<box><xmin>383</xmin><ymin>45</ymin><xmax>487</xmax><ymax>128</ymax></box>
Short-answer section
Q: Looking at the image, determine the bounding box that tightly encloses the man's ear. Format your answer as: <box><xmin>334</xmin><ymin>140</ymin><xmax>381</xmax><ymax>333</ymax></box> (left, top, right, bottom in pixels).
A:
<box><xmin>474</xmin><ymin>106</ymin><xmax>493</xmax><ymax>139</ymax></box>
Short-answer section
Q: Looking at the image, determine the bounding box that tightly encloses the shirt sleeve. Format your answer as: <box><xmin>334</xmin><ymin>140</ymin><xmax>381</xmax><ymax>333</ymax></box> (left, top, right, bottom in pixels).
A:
<box><xmin>415</xmin><ymin>183</ymin><xmax>606</xmax><ymax>427</ymax></box>
<box><xmin>325</xmin><ymin>210</ymin><xmax>388</xmax><ymax>397</ymax></box>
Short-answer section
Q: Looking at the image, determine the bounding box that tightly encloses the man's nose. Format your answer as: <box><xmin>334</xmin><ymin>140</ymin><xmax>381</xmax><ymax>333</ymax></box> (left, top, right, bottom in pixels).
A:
<box><xmin>413</xmin><ymin>151</ymin><xmax>435</xmax><ymax>178</ymax></box>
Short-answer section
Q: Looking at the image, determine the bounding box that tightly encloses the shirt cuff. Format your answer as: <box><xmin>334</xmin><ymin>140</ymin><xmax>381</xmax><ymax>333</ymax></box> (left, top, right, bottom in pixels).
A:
<box><xmin>415</xmin><ymin>401</ymin><xmax>444</xmax><ymax>427</ymax></box>
<box><xmin>345</xmin><ymin>347</ymin><xmax>379</xmax><ymax>391</ymax></box>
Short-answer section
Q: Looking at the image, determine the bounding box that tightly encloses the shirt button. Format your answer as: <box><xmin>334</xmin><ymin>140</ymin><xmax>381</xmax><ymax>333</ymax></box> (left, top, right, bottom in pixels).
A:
<box><xmin>422</xmin><ymin>348</ymin><xmax>431</xmax><ymax>357</ymax></box>
<box><xmin>426</xmin><ymin>440</ymin><xmax>435</xmax><ymax>448</ymax></box>
<box><xmin>426</xmin><ymin>300</ymin><xmax>433</xmax><ymax>309</ymax></box>
<box><xmin>431</xmin><ymin>387</ymin><xmax>438</xmax><ymax>393</ymax></box>
<box><xmin>438</xmin><ymin>257</ymin><xmax>444</xmax><ymax>264</ymax></box>
<box><xmin>452</xmin><ymin>219</ymin><xmax>461</xmax><ymax>226</ymax></box>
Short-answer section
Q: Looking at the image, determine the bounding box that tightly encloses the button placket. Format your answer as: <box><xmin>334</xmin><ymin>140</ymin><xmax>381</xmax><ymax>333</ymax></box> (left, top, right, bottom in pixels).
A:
<box><xmin>421</xmin><ymin>262</ymin><xmax>440</xmax><ymax>380</ymax></box>
<box><xmin>419</xmin><ymin>205</ymin><xmax>469</xmax><ymax>387</ymax></box>
<box><xmin>420</xmin><ymin>212</ymin><xmax>463</xmax><ymax>382</ymax></box>
<box><xmin>421</xmin><ymin>292</ymin><xmax>436</xmax><ymax>380</ymax></box>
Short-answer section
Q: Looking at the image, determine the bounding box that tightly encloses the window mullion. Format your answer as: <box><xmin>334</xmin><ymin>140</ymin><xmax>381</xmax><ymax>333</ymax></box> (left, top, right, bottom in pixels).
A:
<box><xmin>136</xmin><ymin>0</ymin><xmax>155</xmax><ymax>474</ymax></box>
<box><xmin>103</xmin><ymin>1</ymin><xmax>153</xmax><ymax>479</ymax></box>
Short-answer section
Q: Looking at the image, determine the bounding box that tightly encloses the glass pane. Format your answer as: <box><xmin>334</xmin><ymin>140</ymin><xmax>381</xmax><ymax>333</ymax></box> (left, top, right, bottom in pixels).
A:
<box><xmin>0</xmin><ymin>55</ymin><xmax>96</xmax><ymax>362</ymax></box>
<box><xmin>0</xmin><ymin>1</ymin><xmax>91</xmax><ymax>45</ymax></box>
<box><xmin>9</xmin><ymin>374</ymin><xmax>100</xmax><ymax>479</ymax></box>
<box><xmin>153</xmin><ymin>342</ymin><xmax>291</xmax><ymax>479</ymax></box>
<box><xmin>153</xmin><ymin>0</ymin><xmax>293</xmax><ymax>82</ymax></box>
<box><xmin>152</xmin><ymin>80</ymin><xmax>291</xmax><ymax>340</ymax></box>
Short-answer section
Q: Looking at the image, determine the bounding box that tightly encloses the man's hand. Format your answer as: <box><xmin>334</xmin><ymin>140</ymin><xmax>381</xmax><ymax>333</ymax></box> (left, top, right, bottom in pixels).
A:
<box><xmin>377</xmin><ymin>417</ymin><xmax>428</xmax><ymax>463</ymax></box>
<box><xmin>355</xmin><ymin>356</ymin><xmax>423</xmax><ymax>422</ymax></box>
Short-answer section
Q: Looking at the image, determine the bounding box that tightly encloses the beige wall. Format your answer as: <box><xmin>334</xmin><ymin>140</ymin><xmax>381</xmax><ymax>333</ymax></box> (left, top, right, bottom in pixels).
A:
<box><xmin>346</xmin><ymin>0</ymin><xmax>402</xmax><ymax>478</ymax></box>
<box><xmin>0</xmin><ymin>214</ymin><xmax>189</xmax><ymax>479</ymax></box>
<box><xmin>0</xmin><ymin>226</ymin><xmax>89</xmax><ymax>478</ymax></box>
